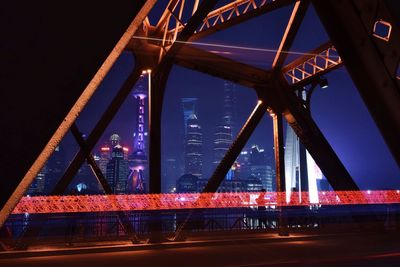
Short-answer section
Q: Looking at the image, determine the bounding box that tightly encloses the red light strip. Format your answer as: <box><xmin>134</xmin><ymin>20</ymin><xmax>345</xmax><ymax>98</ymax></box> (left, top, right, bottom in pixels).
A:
<box><xmin>12</xmin><ymin>191</ymin><xmax>400</xmax><ymax>214</ymax></box>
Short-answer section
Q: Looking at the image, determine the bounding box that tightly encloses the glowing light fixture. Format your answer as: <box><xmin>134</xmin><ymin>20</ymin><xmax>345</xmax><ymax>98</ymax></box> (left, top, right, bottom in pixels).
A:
<box><xmin>319</xmin><ymin>76</ymin><xmax>328</xmax><ymax>89</ymax></box>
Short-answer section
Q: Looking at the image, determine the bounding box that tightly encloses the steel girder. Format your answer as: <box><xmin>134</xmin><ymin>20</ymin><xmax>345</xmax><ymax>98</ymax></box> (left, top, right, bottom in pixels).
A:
<box><xmin>313</xmin><ymin>0</ymin><xmax>400</xmax><ymax>166</ymax></box>
<box><xmin>174</xmin><ymin>45</ymin><xmax>271</xmax><ymax>88</ymax></box>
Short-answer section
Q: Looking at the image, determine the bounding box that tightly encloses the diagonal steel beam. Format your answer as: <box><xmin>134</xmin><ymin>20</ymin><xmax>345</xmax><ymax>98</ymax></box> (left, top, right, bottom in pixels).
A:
<box><xmin>155</xmin><ymin>0</ymin><xmax>181</xmax><ymax>32</ymax></box>
<box><xmin>272</xmin><ymin>0</ymin><xmax>310</xmax><ymax>70</ymax></box>
<box><xmin>312</xmin><ymin>0</ymin><xmax>400</xmax><ymax>166</ymax></box>
<box><xmin>174</xmin><ymin>45</ymin><xmax>271</xmax><ymax>88</ymax></box>
<box><xmin>174</xmin><ymin>101</ymin><xmax>267</xmax><ymax>240</ymax></box>
<box><xmin>203</xmin><ymin>101</ymin><xmax>267</xmax><ymax>193</ymax></box>
<box><xmin>275</xmin><ymin>77</ymin><xmax>360</xmax><ymax>191</ymax></box>
<box><xmin>15</xmin><ymin>123</ymin><xmax>142</xmax><ymax>247</ymax></box>
<box><xmin>52</xmin><ymin>64</ymin><xmax>144</xmax><ymax>195</ymax></box>
<box><xmin>70</xmin><ymin>124</ymin><xmax>139</xmax><ymax>242</ymax></box>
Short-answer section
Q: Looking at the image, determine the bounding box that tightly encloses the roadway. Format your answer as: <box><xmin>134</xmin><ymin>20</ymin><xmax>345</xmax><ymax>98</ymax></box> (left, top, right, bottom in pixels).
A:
<box><xmin>1</xmin><ymin>231</ymin><xmax>400</xmax><ymax>266</ymax></box>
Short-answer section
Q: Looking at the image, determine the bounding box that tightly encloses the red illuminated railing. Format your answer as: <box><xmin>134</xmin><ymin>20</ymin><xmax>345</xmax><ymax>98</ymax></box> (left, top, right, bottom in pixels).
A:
<box><xmin>11</xmin><ymin>190</ymin><xmax>400</xmax><ymax>214</ymax></box>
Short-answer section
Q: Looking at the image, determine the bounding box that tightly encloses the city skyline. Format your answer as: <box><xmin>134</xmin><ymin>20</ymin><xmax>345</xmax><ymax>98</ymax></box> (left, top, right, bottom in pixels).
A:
<box><xmin>26</xmin><ymin>4</ymin><xmax>400</xmax><ymax>194</ymax></box>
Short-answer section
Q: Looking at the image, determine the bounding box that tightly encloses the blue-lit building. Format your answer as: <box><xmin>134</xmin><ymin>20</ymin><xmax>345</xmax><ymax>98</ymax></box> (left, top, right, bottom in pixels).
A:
<box><xmin>184</xmin><ymin>114</ymin><xmax>203</xmax><ymax>178</ymax></box>
<box><xmin>182</xmin><ymin>98</ymin><xmax>198</xmax><ymax>136</ymax></box>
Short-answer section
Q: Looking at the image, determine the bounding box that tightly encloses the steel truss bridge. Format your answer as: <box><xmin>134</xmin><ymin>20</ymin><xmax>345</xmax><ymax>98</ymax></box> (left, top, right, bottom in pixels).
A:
<box><xmin>0</xmin><ymin>0</ymin><xmax>400</xmax><ymax>251</ymax></box>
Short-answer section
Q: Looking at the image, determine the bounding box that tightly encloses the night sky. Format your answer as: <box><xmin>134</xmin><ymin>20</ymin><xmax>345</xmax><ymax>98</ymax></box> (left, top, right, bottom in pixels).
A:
<box><xmin>68</xmin><ymin>2</ymin><xmax>399</xmax><ymax>190</ymax></box>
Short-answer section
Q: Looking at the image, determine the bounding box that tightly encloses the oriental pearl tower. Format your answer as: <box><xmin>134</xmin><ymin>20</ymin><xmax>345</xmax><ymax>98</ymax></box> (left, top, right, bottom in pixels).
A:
<box><xmin>127</xmin><ymin>73</ymin><xmax>148</xmax><ymax>193</ymax></box>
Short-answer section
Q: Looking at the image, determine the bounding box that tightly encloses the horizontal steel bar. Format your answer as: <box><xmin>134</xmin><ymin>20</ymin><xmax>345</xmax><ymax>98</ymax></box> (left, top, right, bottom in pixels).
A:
<box><xmin>12</xmin><ymin>190</ymin><xmax>400</xmax><ymax>214</ymax></box>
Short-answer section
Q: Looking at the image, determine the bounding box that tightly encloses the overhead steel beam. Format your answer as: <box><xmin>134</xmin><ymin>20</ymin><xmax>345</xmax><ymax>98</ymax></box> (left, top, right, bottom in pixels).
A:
<box><xmin>0</xmin><ymin>0</ymin><xmax>155</xmax><ymax>229</ymax></box>
<box><xmin>282</xmin><ymin>42</ymin><xmax>342</xmax><ymax>88</ymax></box>
<box><xmin>272</xmin><ymin>0</ymin><xmax>310</xmax><ymax>70</ymax></box>
<box><xmin>189</xmin><ymin>0</ymin><xmax>297</xmax><ymax>41</ymax></box>
<box><xmin>174</xmin><ymin>45</ymin><xmax>271</xmax><ymax>88</ymax></box>
<box><xmin>312</xmin><ymin>0</ymin><xmax>400</xmax><ymax>166</ymax></box>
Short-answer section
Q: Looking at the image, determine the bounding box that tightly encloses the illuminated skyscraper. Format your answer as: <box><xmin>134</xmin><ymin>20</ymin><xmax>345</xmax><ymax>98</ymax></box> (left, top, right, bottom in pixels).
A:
<box><xmin>184</xmin><ymin>114</ymin><xmax>203</xmax><ymax>178</ymax></box>
<box><xmin>213</xmin><ymin>81</ymin><xmax>236</xmax><ymax>179</ymax></box>
<box><xmin>182</xmin><ymin>98</ymin><xmax>198</xmax><ymax>136</ymax></box>
<box><xmin>249</xmin><ymin>145</ymin><xmax>273</xmax><ymax>192</ymax></box>
<box><xmin>222</xmin><ymin>81</ymin><xmax>236</xmax><ymax>131</ymax></box>
<box><xmin>128</xmin><ymin>75</ymin><xmax>147</xmax><ymax>193</ymax></box>
<box><xmin>213</xmin><ymin>124</ymin><xmax>232</xmax><ymax>167</ymax></box>
<box><xmin>27</xmin><ymin>167</ymin><xmax>47</xmax><ymax>196</ymax></box>
<box><xmin>284</xmin><ymin>124</ymin><xmax>320</xmax><ymax>203</ymax></box>
<box><xmin>98</xmin><ymin>146</ymin><xmax>111</xmax><ymax>176</ymax></box>
<box><xmin>106</xmin><ymin>145</ymin><xmax>130</xmax><ymax>194</ymax></box>
<box><xmin>162</xmin><ymin>157</ymin><xmax>179</xmax><ymax>193</ymax></box>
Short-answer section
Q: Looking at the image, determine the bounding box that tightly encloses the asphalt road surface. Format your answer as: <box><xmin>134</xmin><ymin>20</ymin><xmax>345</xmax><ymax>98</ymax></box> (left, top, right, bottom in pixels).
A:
<box><xmin>1</xmin><ymin>232</ymin><xmax>400</xmax><ymax>266</ymax></box>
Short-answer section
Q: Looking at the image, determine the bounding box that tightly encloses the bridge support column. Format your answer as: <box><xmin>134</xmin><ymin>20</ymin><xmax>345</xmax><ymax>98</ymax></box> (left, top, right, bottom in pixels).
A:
<box><xmin>147</xmin><ymin>67</ymin><xmax>170</xmax><ymax>243</ymax></box>
<box><xmin>273</xmin><ymin>113</ymin><xmax>289</xmax><ymax>236</ymax></box>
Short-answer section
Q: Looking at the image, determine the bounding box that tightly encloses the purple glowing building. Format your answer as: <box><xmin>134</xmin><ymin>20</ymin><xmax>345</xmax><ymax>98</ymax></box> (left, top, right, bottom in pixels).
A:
<box><xmin>127</xmin><ymin>74</ymin><xmax>148</xmax><ymax>193</ymax></box>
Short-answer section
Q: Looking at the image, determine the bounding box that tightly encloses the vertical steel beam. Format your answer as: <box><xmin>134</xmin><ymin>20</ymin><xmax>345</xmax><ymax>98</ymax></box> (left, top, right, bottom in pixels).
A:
<box><xmin>147</xmin><ymin>0</ymin><xmax>220</xmax><ymax>243</ymax></box>
<box><xmin>273</xmin><ymin>113</ymin><xmax>286</xmax><ymax>194</ymax></box>
<box><xmin>273</xmin><ymin>112</ymin><xmax>289</xmax><ymax>236</ymax></box>
<box><xmin>278</xmin><ymin>78</ymin><xmax>360</xmax><ymax>191</ymax></box>
<box><xmin>312</xmin><ymin>0</ymin><xmax>400</xmax><ymax>166</ymax></box>
<box><xmin>148</xmin><ymin>0</ymin><xmax>220</xmax><ymax>195</ymax></box>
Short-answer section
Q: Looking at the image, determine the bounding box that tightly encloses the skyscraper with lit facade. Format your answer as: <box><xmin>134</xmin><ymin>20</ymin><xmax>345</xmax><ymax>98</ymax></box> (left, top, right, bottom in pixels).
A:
<box><xmin>213</xmin><ymin>124</ymin><xmax>232</xmax><ymax>167</ymax></box>
<box><xmin>213</xmin><ymin>81</ymin><xmax>236</xmax><ymax>180</ymax></box>
<box><xmin>222</xmin><ymin>81</ymin><xmax>236</xmax><ymax>131</ymax></box>
<box><xmin>284</xmin><ymin>124</ymin><xmax>320</xmax><ymax>203</ymax></box>
<box><xmin>182</xmin><ymin>98</ymin><xmax>198</xmax><ymax>136</ymax></box>
<box><xmin>128</xmin><ymin>74</ymin><xmax>147</xmax><ymax>193</ymax></box>
<box><xmin>27</xmin><ymin>167</ymin><xmax>47</xmax><ymax>196</ymax></box>
<box><xmin>249</xmin><ymin>145</ymin><xmax>273</xmax><ymax>192</ymax></box>
<box><xmin>106</xmin><ymin>145</ymin><xmax>130</xmax><ymax>194</ymax></box>
<box><xmin>184</xmin><ymin>114</ymin><xmax>203</xmax><ymax>178</ymax></box>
